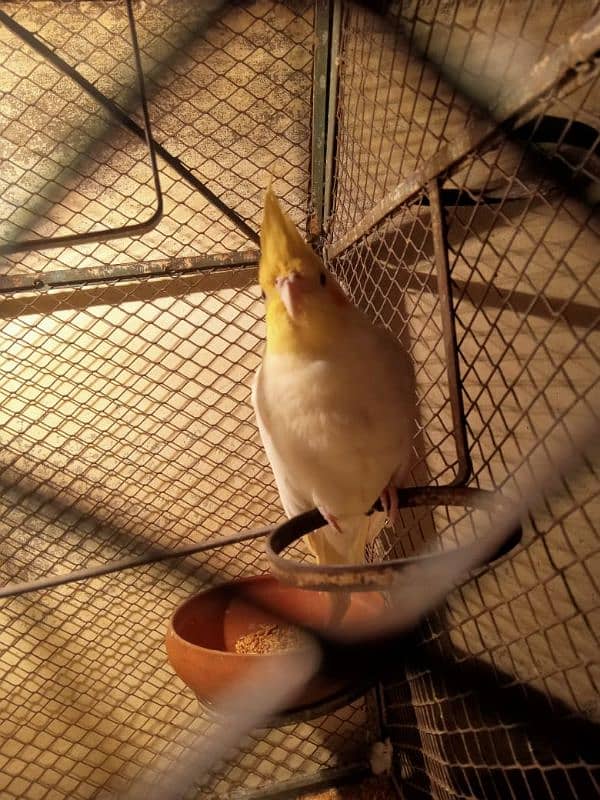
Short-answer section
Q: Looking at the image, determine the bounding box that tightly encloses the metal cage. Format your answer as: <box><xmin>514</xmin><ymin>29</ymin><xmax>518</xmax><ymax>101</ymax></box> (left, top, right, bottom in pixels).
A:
<box><xmin>0</xmin><ymin>1</ymin><xmax>598</xmax><ymax>799</ymax></box>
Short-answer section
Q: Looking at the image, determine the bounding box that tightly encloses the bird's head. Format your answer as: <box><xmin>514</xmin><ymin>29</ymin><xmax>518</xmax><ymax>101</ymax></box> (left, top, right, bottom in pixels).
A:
<box><xmin>259</xmin><ymin>188</ymin><xmax>348</xmax><ymax>352</ymax></box>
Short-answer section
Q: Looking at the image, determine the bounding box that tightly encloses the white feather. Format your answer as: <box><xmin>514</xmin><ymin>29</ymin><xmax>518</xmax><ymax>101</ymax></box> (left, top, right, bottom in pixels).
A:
<box><xmin>252</xmin><ymin>306</ymin><xmax>415</xmax><ymax>565</ymax></box>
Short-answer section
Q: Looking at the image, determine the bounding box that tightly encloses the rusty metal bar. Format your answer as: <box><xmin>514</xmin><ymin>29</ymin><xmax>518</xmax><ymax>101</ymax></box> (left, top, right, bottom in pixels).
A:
<box><xmin>266</xmin><ymin>487</ymin><xmax>522</xmax><ymax>591</ymax></box>
<box><xmin>428</xmin><ymin>178</ymin><xmax>472</xmax><ymax>486</ymax></box>
<box><xmin>0</xmin><ymin>264</ymin><xmax>258</xmax><ymax>323</ymax></box>
<box><xmin>0</xmin><ymin>249</ymin><xmax>260</xmax><ymax>294</ymax></box>
<box><xmin>237</xmin><ymin>765</ymin><xmax>370</xmax><ymax>799</ymax></box>
<box><xmin>0</xmin><ymin>523</ymin><xmax>274</xmax><ymax>600</ymax></box>
<box><xmin>309</xmin><ymin>0</ymin><xmax>333</xmax><ymax>239</ymax></box>
<box><xmin>0</xmin><ymin>0</ymin><xmax>164</xmax><ymax>256</ymax></box>
<box><xmin>323</xmin><ymin>0</ymin><xmax>342</xmax><ymax>230</ymax></box>
<box><xmin>326</xmin><ymin>12</ymin><xmax>600</xmax><ymax>260</ymax></box>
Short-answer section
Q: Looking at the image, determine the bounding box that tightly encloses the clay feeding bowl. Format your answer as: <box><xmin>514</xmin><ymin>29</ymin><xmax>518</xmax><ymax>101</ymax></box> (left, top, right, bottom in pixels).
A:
<box><xmin>166</xmin><ymin>574</ymin><xmax>385</xmax><ymax>721</ymax></box>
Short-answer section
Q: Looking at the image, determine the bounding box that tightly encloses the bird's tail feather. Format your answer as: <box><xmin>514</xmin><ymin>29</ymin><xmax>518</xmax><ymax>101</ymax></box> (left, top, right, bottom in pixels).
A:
<box><xmin>305</xmin><ymin>511</ymin><xmax>388</xmax><ymax>626</ymax></box>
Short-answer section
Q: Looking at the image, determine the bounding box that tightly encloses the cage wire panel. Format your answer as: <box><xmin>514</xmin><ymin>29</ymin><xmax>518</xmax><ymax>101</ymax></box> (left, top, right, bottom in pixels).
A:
<box><xmin>0</xmin><ymin>2</ymin><xmax>376</xmax><ymax>799</ymax></box>
<box><xmin>0</xmin><ymin>0</ymin><xmax>314</xmax><ymax>279</ymax></box>
<box><xmin>327</xmin><ymin>1</ymin><xmax>599</xmax><ymax>799</ymax></box>
<box><xmin>1</xmin><ymin>0</ymin><xmax>599</xmax><ymax>799</ymax></box>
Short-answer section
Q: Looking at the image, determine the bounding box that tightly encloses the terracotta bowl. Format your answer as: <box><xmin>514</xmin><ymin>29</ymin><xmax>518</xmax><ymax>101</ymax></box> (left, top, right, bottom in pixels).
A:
<box><xmin>166</xmin><ymin>574</ymin><xmax>385</xmax><ymax>715</ymax></box>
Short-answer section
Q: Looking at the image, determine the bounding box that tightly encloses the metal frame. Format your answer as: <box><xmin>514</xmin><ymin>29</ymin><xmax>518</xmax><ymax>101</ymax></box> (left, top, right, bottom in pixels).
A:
<box><xmin>0</xmin><ymin>249</ymin><xmax>259</xmax><ymax>294</ymax></box>
<box><xmin>325</xmin><ymin>11</ymin><xmax>600</xmax><ymax>262</ymax></box>
<box><xmin>323</xmin><ymin>0</ymin><xmax>343</xmax><ymax>229</ymax></box>
<box><xmin>428</xmin><ymin>178</ymin><xmax>472</xmax><ymax>486</ymax></box>
<box><xmin>0</xmin><ymin>0</ymin><xmax>260</xmax><ymax>282</ymax></box>
<box><xmin>0</xmin><ymin>0</ymin><xmax>164</xmax><ymax>256</ymax></box>
<box><xmin>2</xmin><ymin>0</ymin><xmax>595</xmax><ymax>621</ymax></box>
<box><xmin>0</xmin><ymin>8</ymin><xmax>259</xmax><ymax>250</ymax></box>
<box><xmin>230</xmin><ymin>764</ymin><xmax>370</xmax><ymax>800</ymax></box>
<box><xmin>309</xmin><ymin>0</ymin><xmax>333</xmax><ymax>239</ymax></box>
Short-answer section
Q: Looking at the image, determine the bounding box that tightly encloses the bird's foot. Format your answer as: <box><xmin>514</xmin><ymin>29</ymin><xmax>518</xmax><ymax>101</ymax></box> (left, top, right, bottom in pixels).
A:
<box><xmin>380</xmin><ymin>483</ymin><xmax>399</xmax><ymax>526</ymax></box>
<box><xmin>318</xmin><ymin>506</ymin><xmax>342</xmax><ymax>532</ymax></box>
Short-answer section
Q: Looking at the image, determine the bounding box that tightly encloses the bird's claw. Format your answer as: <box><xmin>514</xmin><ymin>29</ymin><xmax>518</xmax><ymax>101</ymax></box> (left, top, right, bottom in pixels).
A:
<box><xmin>318</xmin><ymin>507</ymin><xmax>342</xmax><ymax>532</ymax></box>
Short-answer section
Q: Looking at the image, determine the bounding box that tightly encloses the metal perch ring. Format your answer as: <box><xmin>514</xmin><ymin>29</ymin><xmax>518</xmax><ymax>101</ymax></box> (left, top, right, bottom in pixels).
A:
<box><xmin>266</xmin><ymin>487</ymin><xmax>523</xmax><ymax>592</ymax></box>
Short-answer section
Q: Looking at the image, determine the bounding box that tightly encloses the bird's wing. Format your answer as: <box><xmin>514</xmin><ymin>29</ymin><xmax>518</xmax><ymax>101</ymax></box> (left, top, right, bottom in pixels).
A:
<box><xmin>252</xmin><ymin>362</ymin><xmax>308</xmax><ymax>518</ymax></box>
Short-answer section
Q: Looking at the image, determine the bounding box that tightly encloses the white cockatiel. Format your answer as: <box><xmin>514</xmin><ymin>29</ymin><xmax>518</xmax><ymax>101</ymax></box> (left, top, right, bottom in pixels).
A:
<box><xmin>252</xmin><ymin>188</ymin><xmax>416</xmax><ymax>566</ymax></box>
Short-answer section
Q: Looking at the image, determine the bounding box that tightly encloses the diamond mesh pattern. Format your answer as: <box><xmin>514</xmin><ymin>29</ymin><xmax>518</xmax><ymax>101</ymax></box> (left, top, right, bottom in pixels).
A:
<box><xmin>2</xmin><ymin>1</ymin><xmax>599</xmax><ymax>799</ymax></box>
<box><xmin>0</xmin><ymin>270</ymin><xmax>274</xmax><ymax>580</ymax></box>
<box><xmin>328</xmin><ymin>193</ymin><xmax>464</xmax><ymax>559</ymax></box>
<box><xmin>0</xmin><ymin>562</ymin><xmax>370</xmax><ymax>800</ymax></box>
<box><xmin>330</xmin><ymin>0</ymin><xmax>596</xmax><ymax>240</ymax></box>
<box><xmin>0</xmin><ymin>3</ymin><xmax>159</xmax><ymax>253</ymax></box>
<box><xmin>0</xmin><ymin>2</ymin><xmax>375</xmax><ymax>797</ymax></box>
<box><xmin>0</xmin><ymin>0</ymin><xmax>314</xmax><ymax>277</ymax></box>
<box><xmin>328</xmin><ymin>2</ymin><xmax>599</xmax><ymax>799</ymax></box>
<box><xmin>0</xmin><ymin>267</ymin><xmax>373</xmax><ymax>799</ymax></box>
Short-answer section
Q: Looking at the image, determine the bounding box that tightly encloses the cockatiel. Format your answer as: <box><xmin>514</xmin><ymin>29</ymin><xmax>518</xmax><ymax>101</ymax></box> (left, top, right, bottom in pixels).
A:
<box><xmin>252</xmin><ymin>188</ymin><xmax>415</xmax><ymax>567</ymax></box>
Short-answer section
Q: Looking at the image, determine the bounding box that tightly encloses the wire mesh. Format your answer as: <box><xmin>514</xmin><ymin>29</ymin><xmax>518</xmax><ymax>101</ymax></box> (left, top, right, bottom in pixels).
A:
<box><xmin>2</xmin><ymin>0</ymin><xmax>599</xmax><ymax>798</ymax></box>
<box><xmin>0</xmin><ymin>0</ymin><xmax>162</xmax><ymax>258</ymax></box>
<box><xmin>0</xmin><ymin>1</ymin><xmax>378</xmax><ymax>797</ymax></box>
<box><xmin>0</xmin><ymin>0</ymin><xmax>314</xmax><ymax>278</ymax></box>
<box><xmin>0</xmin><ymin>560</ymin><xmax>371</xmax><ymax>800</ymax></box>
<box><xmin>330</xmin><ymin>0</ymin><xmax>596</xmax><ymax>240</ymax></box>
<box><xmin>329</xmin><ymin>191</ymin><xmax>468</xmax><ymax>561</ymax></box>
<box><xmin>331</xmin><ymin>193</ymin><xmax>461</xmax><ymax>486</ymax></box>
<box><xmin>0</xmin><ymin>269</ymin><xmax>271</xmax><ymax>580</ymax></box>
<box><xmin>0</xmin><ymin>267</ymin><xmax>374</xmax><ymax>799</ymax></box>
<box><xmin>328</xmin><ymin>1</ymin><xmax>599</xmax><ymax>798</ymax></box>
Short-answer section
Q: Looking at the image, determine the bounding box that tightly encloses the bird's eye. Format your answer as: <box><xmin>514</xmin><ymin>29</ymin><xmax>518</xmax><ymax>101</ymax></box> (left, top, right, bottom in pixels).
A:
<box><xmin>319</xmin><ymin>272</ymin><xmax>326</xmax><ymax>287</ymax></box>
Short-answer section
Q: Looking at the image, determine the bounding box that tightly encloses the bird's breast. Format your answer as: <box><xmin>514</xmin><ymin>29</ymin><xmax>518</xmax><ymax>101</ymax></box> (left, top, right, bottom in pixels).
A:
<box><xmin>260</xmin><ymin>347</ymin><xmax>413</xmax><ymax>514</ymax></box>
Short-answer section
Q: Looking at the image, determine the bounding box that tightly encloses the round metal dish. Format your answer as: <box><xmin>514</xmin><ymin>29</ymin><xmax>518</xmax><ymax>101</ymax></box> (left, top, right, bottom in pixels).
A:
<box><xmin>265</xmin><ymin>486</ymin><xmax>522</xmax><ymax>591</ymax></box>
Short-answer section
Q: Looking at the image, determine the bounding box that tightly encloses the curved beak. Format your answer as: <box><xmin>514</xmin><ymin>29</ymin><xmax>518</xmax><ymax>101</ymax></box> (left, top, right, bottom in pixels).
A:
<box><xmin>275</xmin><ymin>272</ymin><xmax>304</xmax><ymax>320</ymax></box>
